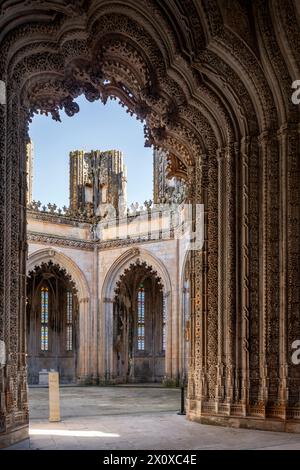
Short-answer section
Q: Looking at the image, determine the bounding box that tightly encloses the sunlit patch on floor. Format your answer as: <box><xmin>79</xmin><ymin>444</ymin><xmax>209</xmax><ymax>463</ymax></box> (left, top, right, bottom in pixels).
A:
<box><xmin>29</xmin><ymin>429</ymin><xmax>120</xmax><ymax>438</ymax></box>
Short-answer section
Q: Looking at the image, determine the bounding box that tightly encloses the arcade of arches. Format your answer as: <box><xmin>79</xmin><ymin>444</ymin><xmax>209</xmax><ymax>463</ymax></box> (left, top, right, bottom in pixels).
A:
<box><xmin>0</xmin><ymin>0</ymin><xmax>300</xmax><ymax>447</ymax></box>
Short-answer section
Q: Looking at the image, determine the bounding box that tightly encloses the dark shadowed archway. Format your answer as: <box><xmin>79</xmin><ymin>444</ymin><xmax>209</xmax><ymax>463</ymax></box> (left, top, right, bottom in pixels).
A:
<box><xmin>113</xmin><ymin>260</ymin><xmax>165</xmax><ymax>383</ymax></box>
<box><xmin>27</xmin><ymin>261</ymin><xmax>79</xmax><ymax>385</ymax></box>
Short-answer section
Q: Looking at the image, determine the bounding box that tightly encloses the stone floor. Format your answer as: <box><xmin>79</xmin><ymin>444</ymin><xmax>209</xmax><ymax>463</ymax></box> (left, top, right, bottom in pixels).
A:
<box><xmin>7</xmin><ymin>386</ymin><xmax>300</xmax><ymax>450</ymax></box>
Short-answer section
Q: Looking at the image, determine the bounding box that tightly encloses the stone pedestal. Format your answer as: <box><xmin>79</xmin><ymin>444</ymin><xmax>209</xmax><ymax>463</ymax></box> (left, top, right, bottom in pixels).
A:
<box><xmin>39</xmin><ymin>369</ymin><xmax>49</xmax><ymax>386</ymax></box>
<box><xmin>48</xmin><ymin>372</ymin><xmax>61</xmax><ymax>422</ymax></box>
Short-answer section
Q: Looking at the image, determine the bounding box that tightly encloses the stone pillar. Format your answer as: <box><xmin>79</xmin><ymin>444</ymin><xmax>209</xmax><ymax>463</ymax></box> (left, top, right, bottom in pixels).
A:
<box><xmin>277</xmin><ymin>124</ymin><xmax>289</xmax><ymax>413</ymax></box>
<box><xmin>90</xmin><ymin>245</ymin><xmax>99</xmax><ymax>384</ymax></box>
<box><xmin>0</xmin><ymin>79</ymin><xmax>7</xmax><ymax>444</ymax></box>
<box><xmin>206</xmin><ymin>152</ymin><xmax>219</xmax><ymax>403</ymax></box>
<box><xmin>187</xmin><ymin>153</ymin><xmax>209</xmax><ymax>414</ymax></box>
<box><xmin>283</xmin><ymin>124</ymin><xmax>300</xmax><ymax>412</ymax></box>
<box><xmin>216</xmin><ymin>149</ymin><xmax>225</xmax><ymax>407</ymax></box>
<box><xmin>181</xmin><ymin>282</ymin><xmax>191</xmax><ymax>382</ymax></box>
<box><xmin>164</xmin><ymin>291</ymin><xmax>172</xmax><ymax>381</ymax></box>
<box><xmin>258</xmin><ymin>130</ymin><xmax>280</xmax><ymax>413</ymax></box>
<box><xmin>78</xmin><ymin>298</ymin><xmax>89</xmax><ymax>383</ymax></box>
<box><xmin>224</xmin><ymin>143</ymin><xmax>237</xmax><ymax>405</ymax></box>
<box><xmin>103</xmin><ymin>297</ymin><xmax>114</xmax><ymax>382</ymax></box>
<box><xmin>48</xmin><ymin>372</ymin><xmax>60</xmax><ymax>422</ymax></box>
<box><xmin>246</xmin><ymin>136</ymin><xmax>260</xmax><ymax>410</ymax></box>
<box><xmin>0</xmin><ymin>84</ymin><xmax>28</xmax><ymax>448</ymax></box>
<box><xmin>187</xmin><ymin>164</ymin><xmax>196</xmax><ymax>403</ymax></box>
<box><xmin>240</xmin><ymin>137</ymin><xmax>250</xmax><ymax>411</ymax></box>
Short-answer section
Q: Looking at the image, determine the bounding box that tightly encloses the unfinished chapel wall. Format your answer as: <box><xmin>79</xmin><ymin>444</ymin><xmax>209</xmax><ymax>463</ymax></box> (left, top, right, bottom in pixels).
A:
<box><xmin>27</xmin><ymin>235</ymin><xmax>186</xmax><ymax>385</ymax></box>
<box><xmin>25</xmin><ymin>138</ymin><xmax>189</xmax><ymax>388</ymax></box>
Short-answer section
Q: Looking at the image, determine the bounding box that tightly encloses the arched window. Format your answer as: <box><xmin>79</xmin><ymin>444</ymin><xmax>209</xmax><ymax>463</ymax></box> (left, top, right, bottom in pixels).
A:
<box><xmin>66</xmin><ymin>290</ymin><xmax>73</xmax><ymax>351</ymax></box>
<box><xmin>41</xmin><ymin>287</ymin><xmax>49</xmax><ymax>351</ymax></box>
<box><xmin>137</xmin><ymin>284</ymin><xmax>145</xmax><ymax>351</ymax></box>
<box><xmin>162</xmin><ymin>295</ymin><xmax>167</xmax><ymax>352</ymax></box>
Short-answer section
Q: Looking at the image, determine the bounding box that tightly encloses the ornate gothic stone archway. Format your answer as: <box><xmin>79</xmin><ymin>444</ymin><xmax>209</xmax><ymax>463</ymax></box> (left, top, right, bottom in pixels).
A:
<box><xmin>27</xmin><ymin>248</ymin><xmax>91</xmax><ymax>385</ymax></box>
<box><xmin>0</xmin><ymin>0</ymin><xmax>300</xmax><ymax>446</ymax></box>
<box><xmin>27</xmin><ymin>249</ymin><xmax>90</xmax><ymax>302</ymax></box>
<box><xmin>101</xmin><ymin>248</ymin><xmax>173</xmax><ymax>383</ymax></box>
<box><xmin>27</xmin><ymin>261</ymin><xmax>79</xmax><ymax>385</ymax></box>
<box><xmin>113</xmin><ymin>260</ymin><xmax>166</xmax><ymax>383</ymax></box>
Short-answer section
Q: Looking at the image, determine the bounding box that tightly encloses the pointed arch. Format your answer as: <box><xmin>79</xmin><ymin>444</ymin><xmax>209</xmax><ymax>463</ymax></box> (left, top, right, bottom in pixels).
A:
<box><xmin>101</xmin><ymin>247</ymin><xmax>172</xmax><ymax>302</ymax></box>
<box><xmin>27</xmin><ymin>248</ymin><xmax>90</xmax><ymax>302</ymax></box>
<box><xmin>27</xmin><ymin>248</ymin><xmax>91</xmax><ymax>384</ymax></box>
<box><xmin>100</xmin><ymin>247</ymin><xmax>173</xmax><ymax>383</ymax></box>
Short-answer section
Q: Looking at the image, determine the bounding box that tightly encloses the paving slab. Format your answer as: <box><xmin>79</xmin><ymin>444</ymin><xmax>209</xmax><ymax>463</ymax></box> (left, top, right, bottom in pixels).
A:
<box><xmin>6</xmin><ymin>386</ymin><xmax>300</xmax><ymax>450</ymax></box>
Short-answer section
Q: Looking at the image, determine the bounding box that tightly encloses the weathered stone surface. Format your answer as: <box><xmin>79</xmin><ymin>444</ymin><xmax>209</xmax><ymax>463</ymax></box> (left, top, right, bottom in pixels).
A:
<box><xmin>48</xmin><ymin>372</ymin><xmax>61</xmax><ymax>423</ymax></box>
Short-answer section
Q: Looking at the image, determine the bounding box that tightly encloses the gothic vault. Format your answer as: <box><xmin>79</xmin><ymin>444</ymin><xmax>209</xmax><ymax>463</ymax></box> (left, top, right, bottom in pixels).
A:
<box><xmin>0</xmin><ymin>0</ymin><xmax>300</xmax><ymax>447</ymax></box>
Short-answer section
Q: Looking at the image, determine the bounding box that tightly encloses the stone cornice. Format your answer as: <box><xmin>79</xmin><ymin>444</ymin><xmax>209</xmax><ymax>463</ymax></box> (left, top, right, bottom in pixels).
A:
<box><xmin>28</xmin><ymin>232</ymin><xmax>94</xmax><ymax>250</ymax></box>
<box><xmin>28</xmin><ymin>231</ymin><xmax>175</xmax><ymax>251</ymax></box>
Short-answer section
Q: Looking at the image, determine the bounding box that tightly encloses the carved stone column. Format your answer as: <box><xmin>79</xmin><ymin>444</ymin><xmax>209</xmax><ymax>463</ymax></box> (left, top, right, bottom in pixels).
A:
<box><xmin>103</xmin><ymin>297</ymin><xmax>114</xmax><ymax>383</ymax></box>
<box><xmin>78</xmin><ymin>298</ymin><xmax>90</xmax><ymax>383</ymax></box>
<box><xmin>164</xmin><ymin>291</ymin><xmax>172</xmax><ymax>381</ymax></box>
<box><xmin>206</xmin><ymin>152</ymin><xmax>219</xmax><ymax>403</ymax></box>
<box><xmin>187</xmin><ymin>153</ymin><xmax>208</xmax><ymax>414</ymax></box>
<box><xmin>0</xmin><ymin>84</ymin><xmax>28</xmax><ymax>448</ymax></box>
<box><xmin>258</xmin><ymin>130</ymin><xmax>280</xmax><ymax>413</ymax></box>
<box><xmin>187</xmin><ymin>163</ymin><xmax>197</xmax><ymax>404</ymax></box>
<box><xmin>198</xmin><ymin>155</ymin><xmax>209</xmax><ymax>404</ymax></box>
<box><xmin>216</xmin><ymin>149</ymin><xmax>225</xmax><ymax>408</ymax></box>
<box><xmin>0</xmin><ymin>79</ymin><xmax>7</xmax><ymax>441</ymax></box>
<box><xmin>224</xmin><ymin>143</ymin><xmax>236</xmax><ymax>405</ymax></box>
<box><xmin>240</xmin><ymin>137</ymin><xmax>250</xmax><ymax>411</ymax></box>
<box><xmin>284</xmin><ymin>124</ymin><xmax>300</xmax><ymax>413</ymax></box>
<box><xmin>246</xmin><ymin>136</ymin><xmax>260</xmax><ymax>411</ymax></box>
<box><xmin>277</xmin><ymin>124</ymin><xmax>289</xmax><ymax>413</ymax></box>
<box><xmin>17</xmin><ymin>105</ymin><xmax>28</xmax><ymax>421</ymax></box>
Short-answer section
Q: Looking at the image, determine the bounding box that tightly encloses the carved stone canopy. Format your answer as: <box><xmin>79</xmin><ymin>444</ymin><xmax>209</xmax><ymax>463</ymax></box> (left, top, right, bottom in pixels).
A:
<box><xmin>114</xmin><ymin>259</ymin><xmax>163</xmax><ymax>300</ymax></box>
<box><xmin>27</xmin><ymin>261</ymin><xmax>78</xmax><ymax>295</ymax></box>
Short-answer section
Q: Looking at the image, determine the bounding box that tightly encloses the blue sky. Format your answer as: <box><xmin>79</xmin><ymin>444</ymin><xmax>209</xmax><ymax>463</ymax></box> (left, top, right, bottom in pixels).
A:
<box><xmin>29</xmin><ymin>95</ymin><xmax>153</xmax><ymax>208</ymax></box>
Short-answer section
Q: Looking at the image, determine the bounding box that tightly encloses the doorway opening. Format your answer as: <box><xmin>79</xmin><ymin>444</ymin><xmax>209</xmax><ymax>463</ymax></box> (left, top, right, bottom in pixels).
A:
<box><xmin>113</xmin><ymin>260</ymin><xmax>166</xmax><ymax>383</ymax></box>
<box><xmin>27</xmin><ymin>261</ymin><xmax>79</xmax><ymax>385</ymax></box>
